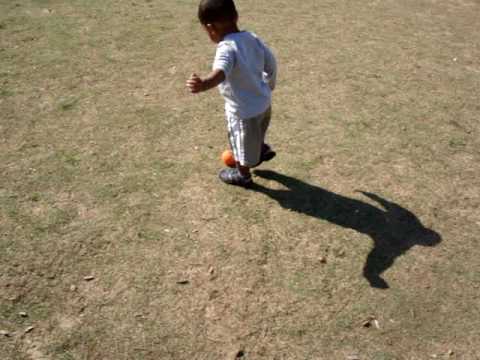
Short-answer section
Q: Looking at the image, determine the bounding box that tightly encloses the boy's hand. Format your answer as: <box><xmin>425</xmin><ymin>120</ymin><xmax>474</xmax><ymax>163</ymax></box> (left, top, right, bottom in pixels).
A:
<box><xmin>186</xmin><ymin>70</ymin><xmax>225</xmax><ymax>94</ymax></box>
<box><xmin>186</xmin><ymin>73</ymin><xmax>204</xmax><ymax>93</ymax></box>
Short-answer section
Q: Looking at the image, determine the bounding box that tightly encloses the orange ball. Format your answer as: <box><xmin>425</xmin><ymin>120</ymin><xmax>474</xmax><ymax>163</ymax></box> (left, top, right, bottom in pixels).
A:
<box><xmin>221</xmin><ymin>150</ymin><xmax>236</xmax><ymax>167</ymax></box>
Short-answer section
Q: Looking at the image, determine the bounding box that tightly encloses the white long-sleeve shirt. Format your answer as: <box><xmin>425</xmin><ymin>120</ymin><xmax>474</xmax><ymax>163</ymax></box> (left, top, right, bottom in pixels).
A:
<box><xmin>213</xmin><ymin>31</ymin><xmax>277</xmax><ymax>119</ymax></box>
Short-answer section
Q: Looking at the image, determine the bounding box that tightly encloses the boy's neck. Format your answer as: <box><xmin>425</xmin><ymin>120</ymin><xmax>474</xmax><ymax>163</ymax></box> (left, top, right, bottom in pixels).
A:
<box><xmin>218</xmin><ymin>23</ymin><xmax>240</xmax><ymax>40</ymax></box>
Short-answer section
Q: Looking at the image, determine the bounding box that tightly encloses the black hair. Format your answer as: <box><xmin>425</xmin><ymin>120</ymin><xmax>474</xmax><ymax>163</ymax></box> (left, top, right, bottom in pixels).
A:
<box><xmin>198</xmin><ymin>0</ymin><xmax>238</xmax><ymax>25</ymax></box>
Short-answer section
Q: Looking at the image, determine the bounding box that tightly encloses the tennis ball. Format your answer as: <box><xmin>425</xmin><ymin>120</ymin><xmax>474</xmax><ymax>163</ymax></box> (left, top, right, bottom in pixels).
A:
<box><xmin>221</xmin><ymin>150</ymin><xmax>236</xmax><ymax>167</ymax></box>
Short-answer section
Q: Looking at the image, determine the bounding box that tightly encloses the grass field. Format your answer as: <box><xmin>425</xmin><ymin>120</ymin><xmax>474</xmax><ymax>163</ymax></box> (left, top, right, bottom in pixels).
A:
<box><xmin>1</xmin><ymin>0</ymin><xmax>480</xmax><ymax>359</ymax></box>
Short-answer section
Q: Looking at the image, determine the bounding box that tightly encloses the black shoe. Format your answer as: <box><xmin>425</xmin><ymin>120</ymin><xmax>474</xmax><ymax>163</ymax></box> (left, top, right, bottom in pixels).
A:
<box><xmin>254</xmin><ymin>144</ymin><xmax>276</xmax><ymax>168</ymax></box>
<box><xmin>219</xmin><ymin>168</ymin><xmax>253</xmax><ymax>187</ymax></box>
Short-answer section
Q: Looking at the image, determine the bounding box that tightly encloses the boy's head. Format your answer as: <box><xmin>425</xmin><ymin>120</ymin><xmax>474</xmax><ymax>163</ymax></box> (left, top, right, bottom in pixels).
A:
<box><xmin>198</xmin><ymin>0</ymin><xmax>238</xmax><ymax>25</ymax></box>
<box><xmin>198</xmin><ymin>0</ymin><xmax>238</xmax><ymax>42</ymax></box>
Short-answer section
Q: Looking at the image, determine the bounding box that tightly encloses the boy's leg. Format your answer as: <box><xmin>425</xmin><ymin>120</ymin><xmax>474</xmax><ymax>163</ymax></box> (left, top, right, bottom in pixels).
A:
<box><xmin>220</xmin><ymin>108</ymin><xmax>274</xmax><ymax>186</ymax></box>
<box><xmin>260</xmin><ymin>107</ymin><xmax>272</xmax><ymax>139</ymax></box>
<box><xmin>237</xmin><ymin>164</ymin><xmax>251</xmax><ymax>177</ymax></box>
<box><xmin>220</xmin><ymin>112</ymin><xmax>253</xmax><ymax>187</ymax></box>
<box><xmin>255</xmin><ymin>107</ymin><xmax>276</xmax><ymax>167</ymax></box>
<box><xmin>241</xmin><ymin>109</ymin><xmax>271</xmax><ymax>167</ymax></box>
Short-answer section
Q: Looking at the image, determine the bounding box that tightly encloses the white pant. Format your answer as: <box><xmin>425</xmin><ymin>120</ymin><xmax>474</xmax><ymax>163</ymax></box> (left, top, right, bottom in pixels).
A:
<box><xmin>226</xmin><ymin>107</ymin><xmax>272</xmax><ymax>167</ymax></box>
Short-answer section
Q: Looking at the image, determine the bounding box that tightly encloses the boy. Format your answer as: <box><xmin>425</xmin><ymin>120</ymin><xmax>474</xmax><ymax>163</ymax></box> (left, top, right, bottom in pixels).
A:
<box><xmin>186</xmin><ymin>0</ymin><xmax>277</xmax><ymax>187</ymax></box>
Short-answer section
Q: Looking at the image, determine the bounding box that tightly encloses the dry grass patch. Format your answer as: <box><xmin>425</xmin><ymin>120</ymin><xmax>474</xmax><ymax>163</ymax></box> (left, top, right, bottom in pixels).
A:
<box><xmin>1</xmin><ymin>0</ymin><xmax>480</xmax><ymax>359</ymax></box>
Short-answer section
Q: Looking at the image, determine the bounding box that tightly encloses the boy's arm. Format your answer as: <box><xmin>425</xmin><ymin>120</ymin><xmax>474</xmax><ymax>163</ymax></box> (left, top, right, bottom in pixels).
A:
<box><xmin>186</xmin><ymin>70</ymin><xmax>225</xmax><ymax>94</ymax></box>
<box><xmin>263</xmin><ymin>44</ymin><xmax>277</xmax><ymax>91</ymax></box>
<box><xmin>187</xmin><ymin>42</ymin><xmax>233</xmax><ymax>94</ymax></box>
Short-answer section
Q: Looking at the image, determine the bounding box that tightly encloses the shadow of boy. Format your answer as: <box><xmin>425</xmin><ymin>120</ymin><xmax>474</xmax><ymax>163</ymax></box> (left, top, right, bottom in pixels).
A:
<box><xmin>250</xmin><ymin>170</ymin><xmax>442</xmax><ymax>289</ymax></box>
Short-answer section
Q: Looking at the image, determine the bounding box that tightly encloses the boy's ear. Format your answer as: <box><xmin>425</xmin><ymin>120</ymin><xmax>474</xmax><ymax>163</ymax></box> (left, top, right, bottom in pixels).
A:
<box><xmin>205</xmin><ymin>23</ymin><xmax>215</xmax><ymax>32</ymax></box>
<box><xmin>205</xmin><ymin>23</ymin><xmax>219</xmax><ymax>38</ymax></box>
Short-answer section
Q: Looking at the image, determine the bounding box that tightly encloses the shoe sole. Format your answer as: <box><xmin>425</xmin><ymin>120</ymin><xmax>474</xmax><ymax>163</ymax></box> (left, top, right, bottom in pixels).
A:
<box><xmin>220</xmin><ymin>178</ymin><xmax>253</xmax><ymax>188</ymax></box>
<box><xmin>219</xmin><ymin>169</ymin><xmax>253</xmax><ymax>188</ymax></box>
<box><xmin>253</xmin><ymin>151</ymin><xmax>276</xmax><ymax>168</ymax></box>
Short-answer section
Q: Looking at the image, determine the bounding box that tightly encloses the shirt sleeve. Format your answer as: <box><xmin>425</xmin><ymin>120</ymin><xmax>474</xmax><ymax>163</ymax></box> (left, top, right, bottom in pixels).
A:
<box><xmin>263</xmin><ymin>43</ymin><xmax>277</xmax><ymax>91</ymax></box>
<box><xmin>213</xmin><ymin>42</ymin><xmax>235</xmax><ymax>77</ymax></box>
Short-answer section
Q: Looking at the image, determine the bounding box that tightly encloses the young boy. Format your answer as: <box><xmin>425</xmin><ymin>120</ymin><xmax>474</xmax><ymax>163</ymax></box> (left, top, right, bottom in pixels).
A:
<box><xmin>186</xmin><ymin>0</ymin><xmax>277</xmax><ymax>187</ymax></box>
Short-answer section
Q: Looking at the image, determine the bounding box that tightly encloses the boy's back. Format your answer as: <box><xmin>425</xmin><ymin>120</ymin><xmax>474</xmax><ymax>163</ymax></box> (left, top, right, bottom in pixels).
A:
<box><xmin>214</xmin><ymin>31</ymin><xmax>276</xmax><ymax>119</ymax></box>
